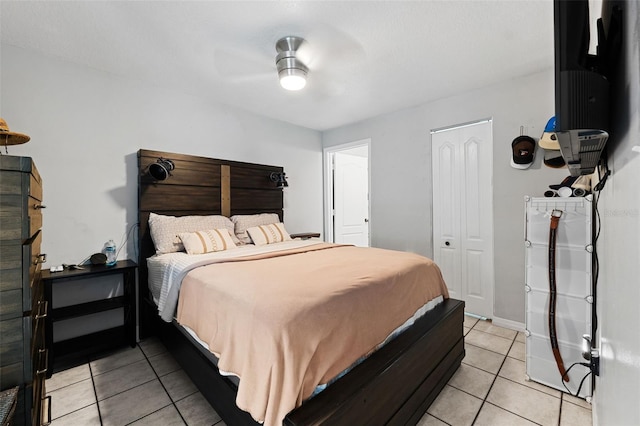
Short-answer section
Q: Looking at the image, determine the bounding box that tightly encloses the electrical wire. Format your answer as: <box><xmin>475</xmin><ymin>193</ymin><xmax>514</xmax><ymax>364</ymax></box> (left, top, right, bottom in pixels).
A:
<box><xmin>556</xmin><ymin>160</ymin><xmax>608</xmax><ymax>398</ymax></box>
<box><xmin>75</xmin><ymin>224</ymin><xmax>138</xmax><ymax>266</ymax></box>
<box><xmin>593</xmin><ymin>190</ymin><xmax>600</xmax><ymax>334</ymax></box>
<box><xmin>567</xmin><ymin>157</ymin><xmax>610</xmax><ymax>398</ymax></box>
<box><xmin>591</xmin><ymin>159</ymin><xmax>608</xmax><ymax>351</ymax></box>
<box><xmin>116</xmin><ymin>223</ymin><xmax>139</xmax><ymax>260</ymax></box>
<box><xmin>561</xmin><ymin>361</ymin><xmax>593</xmax><ymax>397</ymax></box>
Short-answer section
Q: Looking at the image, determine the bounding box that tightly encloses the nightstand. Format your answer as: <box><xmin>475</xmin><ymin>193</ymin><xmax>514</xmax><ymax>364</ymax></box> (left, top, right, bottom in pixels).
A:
<box><xmin>290</xmin><ymin>233</ymin><xmax>321</xmax><ymax>240</ymax></box>
<box><xmin>41</xmin><ymin>260</ymin><xmax>137</xmax><ymax>375</ymax></box>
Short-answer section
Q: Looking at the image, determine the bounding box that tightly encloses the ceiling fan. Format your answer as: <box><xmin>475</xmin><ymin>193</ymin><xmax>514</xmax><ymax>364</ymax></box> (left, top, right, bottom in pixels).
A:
<box><xmin>213</xmin><ymin>25</ymin><xmax>366</xmax><ymax>96</ymax></box>
<box><xmin>275</xmin><ymin>36</ymin><xmax>309</xmax><ymax>91</ymax></box>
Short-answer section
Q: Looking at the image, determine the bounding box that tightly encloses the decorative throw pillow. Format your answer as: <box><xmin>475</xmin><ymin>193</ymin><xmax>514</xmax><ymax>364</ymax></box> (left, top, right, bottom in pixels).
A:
<box><xmin>246</xmin><ymin>223</ymin><xmax>292</xmax><ymax>246</ymax></box>
<box><xmin>178</xmin><ymin>229</ymin><xmax>237</xmax><ymax>255</ymax></box>
<box><xmin>231</xmin><ymin>213</ymin><xmax>280</xmax><ymax>244</ymax></box>
<box><xmin>148</xmin><ymin>212</ymin><xmax>238</xmax><ymax>254</ymax></box>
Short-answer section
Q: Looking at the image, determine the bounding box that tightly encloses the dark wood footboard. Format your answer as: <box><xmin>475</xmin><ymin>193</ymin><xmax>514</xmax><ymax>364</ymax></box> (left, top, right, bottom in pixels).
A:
<box><xmin>157</xmin><ymin>298</ymin><xmax>464</xmax><ymax>426</ymax></box>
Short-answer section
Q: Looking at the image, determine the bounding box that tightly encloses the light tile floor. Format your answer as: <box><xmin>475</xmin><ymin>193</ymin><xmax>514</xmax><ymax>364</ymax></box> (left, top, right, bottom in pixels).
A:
<box><xmin>420</xmin><ymin>316</ymin><xmax>593</xmax><ymax>426</ymax></box>
<box><xmin>46</xmin><ymin>317</ymin><xmax>592</xmax><ymax>425</ymax></box>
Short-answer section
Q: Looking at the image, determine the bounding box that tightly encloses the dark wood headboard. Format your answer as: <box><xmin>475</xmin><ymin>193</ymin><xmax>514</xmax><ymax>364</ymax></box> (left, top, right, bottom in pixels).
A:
<box><xmin>137</xmin><ymin>149</ymin><xmax>284</xmax><ymax>335</ymax></box>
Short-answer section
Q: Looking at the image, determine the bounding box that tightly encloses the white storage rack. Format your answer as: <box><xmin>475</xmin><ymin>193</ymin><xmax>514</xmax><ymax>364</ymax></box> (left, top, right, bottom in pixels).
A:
<box><xmin>524</xmin><ymin>195</ymin><xmax>593</xmax><ymax>398</ymax></box>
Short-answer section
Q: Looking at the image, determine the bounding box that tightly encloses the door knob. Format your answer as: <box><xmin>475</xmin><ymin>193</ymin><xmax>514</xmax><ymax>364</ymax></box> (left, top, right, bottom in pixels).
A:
<box><xmin>445</xmin><ymin>241</ymin><xmax>451</xmax><ymax>246</ymax></box>
<box><xmin>364</xmin><ymin>218</ymin><xmax>369</xmax><ymax>223</ymax></box>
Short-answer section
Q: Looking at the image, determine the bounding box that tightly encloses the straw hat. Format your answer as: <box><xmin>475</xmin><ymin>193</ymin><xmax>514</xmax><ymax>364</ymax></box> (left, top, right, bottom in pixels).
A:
<box><xmin>0</xmin><ymin>118</ymin><xmax>30</xmax><ymax>145</ymax></box>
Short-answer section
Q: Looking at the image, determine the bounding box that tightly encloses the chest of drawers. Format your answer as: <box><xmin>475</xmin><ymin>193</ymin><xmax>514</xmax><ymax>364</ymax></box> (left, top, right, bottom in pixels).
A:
<box><xmin>0</xmin><ymin>155</ymin><xmax>48</xmax><ymax>426</ymax></box>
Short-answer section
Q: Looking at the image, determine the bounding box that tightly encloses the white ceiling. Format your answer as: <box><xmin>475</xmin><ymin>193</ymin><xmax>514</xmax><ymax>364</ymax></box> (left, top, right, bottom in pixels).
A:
<box><xmin>1</xmin><ymin>1</ymin><xmax>554</xmax><ymax>131</ymax></box>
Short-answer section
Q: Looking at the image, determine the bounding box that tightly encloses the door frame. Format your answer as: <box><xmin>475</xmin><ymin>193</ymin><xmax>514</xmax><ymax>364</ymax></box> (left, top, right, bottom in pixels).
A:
<box><xmin>323</xmin><ymin>139</ymin><xmax>371</xmax><ymax>244</ymax></box>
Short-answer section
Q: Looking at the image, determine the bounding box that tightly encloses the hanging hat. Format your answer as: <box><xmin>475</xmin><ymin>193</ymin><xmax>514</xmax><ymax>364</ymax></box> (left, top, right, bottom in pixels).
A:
<box><xmin>539</xmin><ymin>131</ymin><xmax>561</xmax><ymax>150</ymax></box>
<box><xmin>544</xmin><ymin>116</ymin><xmax>556</xmax><ymax>133</ymax></box>
<box><xmin>571</xmin><ymin>175</ymin><xmax>592</xmax><ymax>192</ymax></box>
<box><xmin>0</xmin><ymin>118</ymin><xmax>30</xmax><ymax>145</ymax></box>
<box><xmin>538</xmin><ymin>132</ymin><xmax>567</xmax><ymax>169</ymax></box>
<box><xmin>539</xmin><ymin>117</ymin><xmax>560</xmax><ymax>150</ymax></box>
<box><xmin>543</xmin><ymin>149</ymin><xmax>566</xmax><ymax>168</ymax></box>
<box><xmin>538</xmin><ymin>116</ymin><xmax>564</xmax><ymax>167</ymax></box>
<box><xmin>510</xmin><ymin>135</ymin><xmax>536</xmax><ymax>169</ymax></box>
<box><xmin>549</xmin><ymin>175</ymin><xmax>578</xmax><ymax>190</ymax></box>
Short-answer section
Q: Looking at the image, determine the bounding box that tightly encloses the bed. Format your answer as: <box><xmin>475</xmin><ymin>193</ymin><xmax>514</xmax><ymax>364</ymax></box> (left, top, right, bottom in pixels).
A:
<box><xmin>137</xmin><ymin>149</ymin><xmax>464</xmax><ymax>425</ymax></box>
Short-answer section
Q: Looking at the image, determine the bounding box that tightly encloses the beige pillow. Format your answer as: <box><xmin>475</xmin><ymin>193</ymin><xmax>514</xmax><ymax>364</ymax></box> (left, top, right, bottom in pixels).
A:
<box><xmin>148</xmin><ymin>212</ymin><xmax>238</xmax><ymax>254</ymax></box>
<box><xmin>231</xmin><ymin>213</ymin><xmax>280</xmax><ymax>244</ymax></box>
<box><xmin>178</xmin><ymin>229</ymin><xmax>237</xmax><ymax>255</ymax></box>
<box><xmin>246</xmin><ymin>223</ymin><xmax>292</xmax><ymax>246</ymax></box>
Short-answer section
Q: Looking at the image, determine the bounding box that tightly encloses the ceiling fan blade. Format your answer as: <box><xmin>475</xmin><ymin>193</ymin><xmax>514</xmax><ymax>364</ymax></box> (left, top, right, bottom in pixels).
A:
<box><xmin>226</xmin><ymin>72</ymin><xmax>274</xmax><ymax>84</ymax></box>
<box><xmin>300</xmin><ymin>24</ymin><xmax>367</xmax><ymax>72</ymax></box>
<box><xmin>214</xmin><ymin>47</ymin><xmax>274</xmax><ymax>83</ymax></box>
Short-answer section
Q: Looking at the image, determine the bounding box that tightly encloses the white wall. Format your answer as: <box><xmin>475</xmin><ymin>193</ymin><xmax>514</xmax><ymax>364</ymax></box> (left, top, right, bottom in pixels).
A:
<box><xmin>1</xmin><ymin>44</ymin><xmax>323</xmax><ymax>266</ymax></box>
<box><xmin>323</xmin><ymin>70</ymin><xmax>568</xmax><ymax>323</ymax></box>
<box><xmin>595</xmin><ymin>1</ymin><xmax>640</xmax><ymax>424</ymax></box>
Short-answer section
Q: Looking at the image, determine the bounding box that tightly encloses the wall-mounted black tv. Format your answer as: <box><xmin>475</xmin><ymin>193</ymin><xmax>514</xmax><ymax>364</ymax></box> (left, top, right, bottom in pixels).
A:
<box><xmin>554</xmin><ymin>0</ymin><xmax>610</xmax><ymax>176</ymax></box>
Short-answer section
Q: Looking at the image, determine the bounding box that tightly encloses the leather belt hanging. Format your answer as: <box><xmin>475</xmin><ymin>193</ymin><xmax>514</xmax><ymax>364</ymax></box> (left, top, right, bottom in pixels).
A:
<box><xmin>549</xmin><ymin>209</ymin><xmax>569</xmax><ymax>382</ymax></box>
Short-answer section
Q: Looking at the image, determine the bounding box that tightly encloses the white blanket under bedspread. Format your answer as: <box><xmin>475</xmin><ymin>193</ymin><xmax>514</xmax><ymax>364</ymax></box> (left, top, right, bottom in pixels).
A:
<box><xmin>147</xmin><ymin>239</ymin><xmax>323</xmax><ymax>321</ymax></box>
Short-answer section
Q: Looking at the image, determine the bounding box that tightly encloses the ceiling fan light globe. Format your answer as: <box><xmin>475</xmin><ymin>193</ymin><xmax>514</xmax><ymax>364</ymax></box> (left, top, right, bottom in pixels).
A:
<box><xmin>279</xmin><ymin>71</ymin><xmax>307</xmax><ymax>91</ymax></box>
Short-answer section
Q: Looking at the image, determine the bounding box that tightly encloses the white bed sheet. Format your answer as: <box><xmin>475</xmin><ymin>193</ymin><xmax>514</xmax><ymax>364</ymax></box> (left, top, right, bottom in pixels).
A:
<box><xmin>147</xmin><ymin>239</ymin><xmax>324</xmax><ymax>321</ymax></box>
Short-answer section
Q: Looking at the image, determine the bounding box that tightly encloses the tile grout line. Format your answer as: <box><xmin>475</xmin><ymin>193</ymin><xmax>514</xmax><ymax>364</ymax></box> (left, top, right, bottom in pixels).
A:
<box><xmin>468</xmin><ymin>322</ymin><xmax>583</xmax><ymax>425</ymax></box>
<box><xmin>467</xmin><ymin>321</ymin><xmax>551</xmax><ymax>426</ymax></box>
<box><xmin>88</xmin><ymin>359</ymin><xmax>105</xmax><ymax>426</ymax></box>
<box><xmin>468</xmin><ymin>327</ymin><xmax>515</xmax><ymax>425</ymax></box>
<box><xmin>89</xmin><ymin>345</ymin><xmax>173</xmax><ymax>425</ymax></box>
<box><xmin>428</xmin><ymin>413</ymin><xmax>453</xmax><ymax>425</ymax></box>
<box><xmin>137</xmin><ymin>342</ymin><xmax>190</xmax><ymax>426</ymax></box>
<box><xmin>142</xmin><ymin>342</ymin><xmax>226</xmax><ymax>425</ymax></box>
<box><xmin>92</xmin><ymin>354</ymin><xmax>158</xmax><ymax>402</ymax></box>
<box><xmin>46</xmin><ymin>360</ymin><xmax>99</xmax><ymax>424</ymax></box>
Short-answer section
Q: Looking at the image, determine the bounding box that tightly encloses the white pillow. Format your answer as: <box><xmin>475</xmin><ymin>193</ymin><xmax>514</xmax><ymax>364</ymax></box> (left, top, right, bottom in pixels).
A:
<box><xmin>148</xmin><ymin>212</ymin><xmax>238</xmax><ymax>254</ymax></box>
<box><xmin>246</xmin><ymin>223</ymin><xmax>292</xmax><ymax>246</ymax></box>
<box><xmin>231</xmin><ymin>213</ymin><xmax>280</xmax><ymax>244</ymax></box>
<box><xmin>178</xmin><ymin>229</ymin><xmax>237</xmax><ymax>255</ymax></box>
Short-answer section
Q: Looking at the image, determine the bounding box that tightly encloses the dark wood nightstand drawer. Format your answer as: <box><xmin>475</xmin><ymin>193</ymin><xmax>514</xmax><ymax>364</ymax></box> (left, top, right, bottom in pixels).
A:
<box><xmin>43</xmin><ymin>260</ymin><xmax>138</xmax><ymax>375</ymax></box>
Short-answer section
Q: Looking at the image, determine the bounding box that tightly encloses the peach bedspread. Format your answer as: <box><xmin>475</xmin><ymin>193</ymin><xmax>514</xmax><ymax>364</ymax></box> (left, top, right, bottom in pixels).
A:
<box><xmin>176</xmin><ymin>243</ymin><xmax>449</xmax><ymax>425</ymax></box>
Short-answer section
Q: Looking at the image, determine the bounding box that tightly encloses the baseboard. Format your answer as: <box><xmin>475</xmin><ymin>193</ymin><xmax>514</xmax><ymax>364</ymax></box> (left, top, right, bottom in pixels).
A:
<box><xmin>490</xmin><ymin>316</ymin><xmax>525</xmax><ymax>332</ymax></box>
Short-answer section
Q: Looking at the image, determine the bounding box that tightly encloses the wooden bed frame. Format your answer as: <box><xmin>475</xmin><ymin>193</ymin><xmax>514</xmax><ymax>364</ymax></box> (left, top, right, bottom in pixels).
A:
<box><xmin>137</xmin><ymin>149</ymin><xmax>464</xmax><ymax>425</ymax></box>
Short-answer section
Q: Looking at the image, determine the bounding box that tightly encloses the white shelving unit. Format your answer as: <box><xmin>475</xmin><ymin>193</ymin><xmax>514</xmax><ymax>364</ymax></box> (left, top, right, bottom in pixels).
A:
<box><xmin>524</xmin><ymin>195</ymin><xmax>593</xmax><ymax>398</ymax></box>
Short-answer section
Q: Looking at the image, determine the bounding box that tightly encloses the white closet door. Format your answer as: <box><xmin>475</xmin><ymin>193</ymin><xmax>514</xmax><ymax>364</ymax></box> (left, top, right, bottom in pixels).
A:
<box><xmin>432</xmin><ymin>121</ymin><xmax>494</xmax><ymax>318</ymax></box>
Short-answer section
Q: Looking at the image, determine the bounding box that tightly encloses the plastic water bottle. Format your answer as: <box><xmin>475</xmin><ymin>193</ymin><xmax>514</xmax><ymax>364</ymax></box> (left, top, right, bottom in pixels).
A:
<box><xmin>105</xmin><ymin>239</ymin><xmax>117</xmax><ymax>267</ymax></box>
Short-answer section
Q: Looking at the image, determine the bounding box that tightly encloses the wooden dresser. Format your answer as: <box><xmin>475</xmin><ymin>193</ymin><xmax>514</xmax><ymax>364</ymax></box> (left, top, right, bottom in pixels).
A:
<box><xmin>0</xmin><ymin>155</ymin><xmax>48</xmax><ymax>426</ymax></box>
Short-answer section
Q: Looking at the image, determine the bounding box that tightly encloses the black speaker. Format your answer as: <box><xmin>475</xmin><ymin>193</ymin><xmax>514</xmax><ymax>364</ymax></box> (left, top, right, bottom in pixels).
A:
<box><xmin>90</xmin><ymin>253</ymin><xmax>107</xmax><ymax>265</ymax></box>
